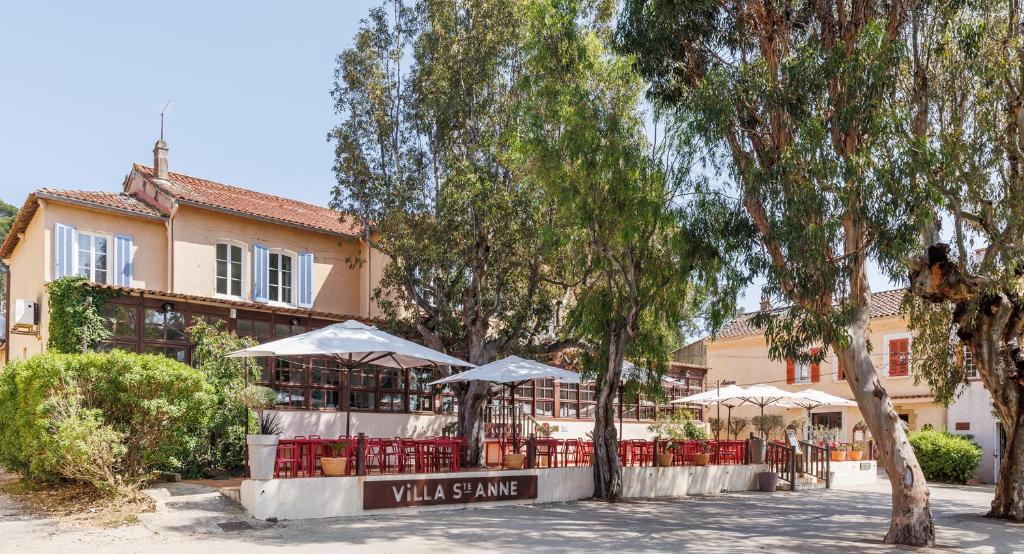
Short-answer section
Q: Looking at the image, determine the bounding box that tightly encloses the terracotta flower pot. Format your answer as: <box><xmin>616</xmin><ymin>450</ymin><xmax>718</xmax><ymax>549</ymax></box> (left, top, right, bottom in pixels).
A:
<box><xmin>830</xmin><ymin>450</ymin><xmax>848</xmax><ymax>462</ymax></box>
<box><xmin>504</xmin><ymin>453</ymin><xmax>526</xmax><ymax>470</ymax></box>
<box><xmin>321</xmin><ymin>457</ymin><xmax>348</xmax><ymax>477</ymax></box>
<box><xmin>657</xmin><ymin>453</ymin><xmax>675</xmax><ymax>467</ymax></box>
<box><xmin>848</xmin><ymin>451</ymin><xmax>863</xmax><ymax>461</ymax></box>
<box><xmin>693</xmin><ymin>453</ymin><xmax>710</xmax><ymax>466</ymax></box>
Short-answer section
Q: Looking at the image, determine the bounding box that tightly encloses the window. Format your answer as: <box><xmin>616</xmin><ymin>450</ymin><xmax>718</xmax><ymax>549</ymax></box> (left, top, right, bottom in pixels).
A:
<box><xmin>535</xmin><ymin>379</ymin><xmax>554</xmax><ymax>417</ymax></box>
<box><xmin>962</xmin><ymin>346</ymin><xmax>979</xmax><ymax>379</ymax></box>
<box><xmin>350</xmin><ymin>367</ymin><xmax>377</xmax><ymax>411</ymax></box>
<box><xmin>579</xmin><ymin>383</ymin><xmax>596</xmax><ymax>418</ymax></box>
<box><xmin>409</xmin><ymin>368</ymin><xmax>436</xmax><ymax>412</ymax></box>
<box><xmin>309</xmin><ymin>356</ymin><xmax>342</xmax><ymax>407</ymax></box>
<box><xmin>559</xmin><ymin>382</ymin><xmax>579</xmax><ymax>418</ymax></box>
<box><xmin>216</xmin><ymin>243</ymin><xmax>243</xmax><ymax>297</ymax></box>
<box><xmin>101</xmin><ymin>304</ymin><xmax>137</xmax><ymax>339</ymax></box>
<box><xmin>794</xmin><ymin>360</ymin><xmax>811</xmax><ymax>383</ymax></box>
<box><xmin>888</xmin><ymin>337</ymin><xmax>911</xmax><ymax>377</ymax></box>
<box><xmin>76</xmin><ymin>231</ymin><xmax>110</xmax><ymax>283</ymax></box>
<box><xmin>812</xmin><ymin>411</ymin><xmax>842</xmax><ymax>433</ymax></box>
<box><xmin>378</xmin><ymin>368</ymin><xmax>405</xmax><ymax>412</ymax></box>
<box><xmin>143</xmin><ymin>308</ymin><xmax>186</xmax><ymax>341</ymax></box>
<box><xmin>268</xmin><ymin>252</ymin><xmax>293</xmax><ymax>304</ymax></box>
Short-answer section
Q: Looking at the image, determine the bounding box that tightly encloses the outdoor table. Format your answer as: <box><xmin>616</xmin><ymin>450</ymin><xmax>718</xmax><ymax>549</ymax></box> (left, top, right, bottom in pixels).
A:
<box><xmin>532</xmin><ymin>438</ymin><xmax>560</xmax><ymax>468</ymax></box>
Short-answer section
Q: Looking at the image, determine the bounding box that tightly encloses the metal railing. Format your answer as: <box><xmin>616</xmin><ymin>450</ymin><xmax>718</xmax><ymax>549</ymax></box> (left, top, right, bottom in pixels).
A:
<box><xmin>801</xmin><ymin>441</ymin><xmax>831</xmax><ymax>489</ymax></box>
<box><xmin>766</xmin><ymin>440</ymin><xmax>797</xmax><ymax>490</ymax></box>
<box><xmin>483</xmin><ymin>404</ymin><xmax>541</xmax><ymax>441</ymax></box>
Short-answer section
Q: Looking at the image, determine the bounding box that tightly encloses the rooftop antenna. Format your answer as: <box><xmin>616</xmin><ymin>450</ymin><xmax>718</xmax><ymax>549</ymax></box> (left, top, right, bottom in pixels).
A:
<box><xmin>159</xmin><ymin>100</ymin><xmax>171</xmax><ymax>140</ymax></box>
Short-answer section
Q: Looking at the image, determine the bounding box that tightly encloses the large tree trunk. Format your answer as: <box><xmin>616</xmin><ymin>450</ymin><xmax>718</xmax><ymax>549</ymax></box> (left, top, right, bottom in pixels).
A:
<box><xmin>844</xmin><ymin>249</ymin><xmax>935</xmax><ymax>546</ymax></box>
<box><xmin>909</xmin><ymin>244</ymin><xmax>1024</xmax><ymax>520</ymax></box>
<box><xmin>457</xmin><ymin>380</ymin><xmax>492</xmax><ymax>467</ymax></box>
<box><xmin>592</xmin><ymin>324</ymin><xmax>627</xmax><ymax>501</ymax></box>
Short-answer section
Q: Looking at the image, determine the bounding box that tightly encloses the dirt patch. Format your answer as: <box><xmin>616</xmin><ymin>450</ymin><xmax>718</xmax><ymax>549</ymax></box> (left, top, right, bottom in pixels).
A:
<box><xmin>1</xmin><ymin>479</ymin><xmax>155</xmax><ymax>528</ymax></box>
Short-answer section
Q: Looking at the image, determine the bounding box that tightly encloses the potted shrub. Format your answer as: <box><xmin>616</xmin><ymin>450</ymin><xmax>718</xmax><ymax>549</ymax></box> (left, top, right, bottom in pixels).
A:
<box><xmin>239</xmin><ymin>385</ymin><xmax>281</xmax><ymax>479</ymax></box>
<box><xmin>692</xmin><ymin>439</ymin><xmax>711</xmax><ymax>466</ymax></box>
<box><xmin>504</xmin><ymin>445</ymin><xmax>526</xmax><ymax>470</ymax></box>
<box><xmin>657</xmin><ymin>441</ymin><xmax>676</xmax><ymax>467</ymax></box>
<box><xmin>321</xmin><ymin>441</ymin><xmax>352</xmax><ymax>477</ymax></box>
<box><xmin>848</xmin><ymin>442</ymin><xmax>864</xmax><ymax>461</ymax></box>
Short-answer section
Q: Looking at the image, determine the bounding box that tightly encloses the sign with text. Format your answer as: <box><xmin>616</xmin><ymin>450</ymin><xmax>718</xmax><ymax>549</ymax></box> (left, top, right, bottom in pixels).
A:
<box><xmin>363</xmin><ymin>475</ymin><xmax>538</xmax><ymax>510</ymax></box>
<box><xmin>786</xmin><ymin>429</ymin><xmax>800</xmax><ymax>449</ymax></box>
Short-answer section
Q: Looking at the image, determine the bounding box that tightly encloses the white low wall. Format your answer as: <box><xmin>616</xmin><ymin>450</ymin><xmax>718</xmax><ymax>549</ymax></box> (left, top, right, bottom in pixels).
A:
<box><xmin>241</xmin><ymin>464</ymin><xmax>769</xmax><ymax>521</ymax></box>
<box><xmin>829</xmin><ymin>460</ymin><xmax>877</xmax><ymax>488</ymax></box>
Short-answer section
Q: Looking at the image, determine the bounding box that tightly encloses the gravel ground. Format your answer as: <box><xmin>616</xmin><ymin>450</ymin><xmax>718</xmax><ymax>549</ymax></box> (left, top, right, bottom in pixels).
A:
<box><xmin>0</xmin><ymin>478</ymin><xmax>1020</xmax><ymax>553</ymax></box>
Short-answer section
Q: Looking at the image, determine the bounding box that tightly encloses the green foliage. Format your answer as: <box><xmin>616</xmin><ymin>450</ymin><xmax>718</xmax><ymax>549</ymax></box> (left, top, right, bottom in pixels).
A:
<box><xmin>647</xmin><ymin>409</ymin><xmax>703</xmax><ymax>441</ymax></box>
<box><xmin>0</xmin><ymin>351</ymin><xmax>214</xmax><ymax>489</ymax></box>
<box><xmin>518</xmin><ymin>0</ymin><xmax>750</xmax><ymax>393</ymax></box>
<box><xmin>727</xmin><ymin>417</ymin><xmax>749</xmax><ymax>440</ymax></box>
<box><xmin>329</xmin><ymin>0</ymin><xmax>564</xmax><ymax>365</ymax></box>
<box><xmin>179</xmin><ymin>319</ymin><xmax>260</xmax><ymax>477</ymax></box>
<box><xmin>707</xmin><ymin>417</ymin><xmax>723</xmax><ymax>437</ymax></box>
<box><xmin>236</xmin><ymin>385</ymin><xmax>277</xmax><ymax>413</ymax></box>
<box><xmin>752</xmin><ymin>415</ymin><xmax>785</xmax><ymax>439</ymax></box>
<box><xmin>909</xmin><ymin>430</ymin><xmax>982</xmax><ymax>484</ymax></box>
<box><xmin>788</xmin><ymin>416</ymin><xmax>809</xmax><ymax>437</ymax></box>
<box><xmin>0</xmin><ymin>198</ymin><xmax>15</xmax><ymax>304</ymax></box>
<box><xmin>45</xmin><ymin>275</ymin><xmax>122</xmax><ymax>353</ymax></box>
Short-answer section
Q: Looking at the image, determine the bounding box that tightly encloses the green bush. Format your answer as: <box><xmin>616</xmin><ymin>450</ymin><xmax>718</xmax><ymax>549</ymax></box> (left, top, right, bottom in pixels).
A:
<box><xmin>179</xmin><ymin>319</ymin><xmax>259</xmax><ymax>478</ymax></box>
<box><xmin>909</xmin><ymin>429</ymin><xmax>982</xmax><ymax>484</ymax></box>
<box><xmin>0</xmin><ymin>351</ymin><xmax>214</xmax><ymax>491</ymax></box>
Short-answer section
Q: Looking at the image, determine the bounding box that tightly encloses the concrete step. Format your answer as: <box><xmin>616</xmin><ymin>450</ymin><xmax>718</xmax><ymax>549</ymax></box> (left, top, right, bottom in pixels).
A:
<box><xmin>219</xmin><ymin>486</ymin><xmax>241</xmax><ymax>504</ymax></box>
<box><xmin>776</xmin><ymin>482</ymin><xmax>827</xmax><ymax>491</ymax></box>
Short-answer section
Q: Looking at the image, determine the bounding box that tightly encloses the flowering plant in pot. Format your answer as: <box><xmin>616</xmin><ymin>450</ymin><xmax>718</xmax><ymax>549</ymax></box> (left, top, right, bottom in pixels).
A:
<box><xmin>321</xmin><ymin>441</ymin><xmax>352</xmax><ymax>476</ymax></box>
<box><xmin>238</xmin><ymin>385</ymin><xmax>282</xmax><ymax>479</ymax></box>
<box><xmin>848</xmin><ymin>441</ymin><xmax>864</xmax><ymax>461</ymax></box>
<box><xmin>692</xmin><ymin>439</ymin><xmax>712</xmax><ymax>466</ymax></box>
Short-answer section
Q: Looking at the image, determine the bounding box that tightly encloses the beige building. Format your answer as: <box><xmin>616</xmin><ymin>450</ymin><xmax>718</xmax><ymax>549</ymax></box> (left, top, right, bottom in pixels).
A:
<box><xmin>697</xmin><ymin>289</ymin><xmax>1001</xmax><ymax>481</ymax></box>
<box><xmin>1</xmin><ymin>138</ymin><xmax>706</xmax><ymax>442</ymax></box>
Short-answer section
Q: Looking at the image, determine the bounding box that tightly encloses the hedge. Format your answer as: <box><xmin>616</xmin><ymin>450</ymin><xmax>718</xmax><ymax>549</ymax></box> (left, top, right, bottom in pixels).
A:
<box><xmin>908</xmin><ymin>429</ymin><xmax>982</xmax><ymax>484</ymax></box>
<box><xmin>0</xmin><ymin>351</ymin><xmax>214</xmax><ymax>492</ymax></box>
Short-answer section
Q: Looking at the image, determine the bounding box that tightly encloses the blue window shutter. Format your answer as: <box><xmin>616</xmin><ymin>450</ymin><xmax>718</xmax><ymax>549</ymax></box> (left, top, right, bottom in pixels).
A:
<box><xmin>253</xmin><ymin>244</ymin><xmax>269</xmax><ymax>302</ymax></box>
<box><xmin>53</xmin><ymin>223</ymin><xmax>75</xmax><ymax>279</ymax></box>
<box><xmin>298</xmin><ymin>252</ymin><xmax>313</xmax><ymax>308</ymax></box>
<box><xmin>114</xmin><ymin>235</ymin><xmax>133</xmax><ymax>286</ymax></box>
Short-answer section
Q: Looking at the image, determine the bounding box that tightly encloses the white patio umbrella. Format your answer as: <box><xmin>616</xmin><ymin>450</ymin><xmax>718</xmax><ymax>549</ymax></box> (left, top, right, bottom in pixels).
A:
<box><xmin>228</xmin><ymin>319</ymin><xmax>474</xmax><ymax>436</ymax></box>
<box><xmin>786</xmin><ymin>389</ymin><xmax>857</xmax><ymax>441</ymax></box>
<box><xmin>671</xmin><ymin>384</ymin><xmax>750</xmax><ymax>439</ymax></box>
<box><xmin>430</xmin><ymin>355</ymin><xmax>581</xmax><ymax>446</ymax></box>
<box><xmin>735</xmin><ymin>384</ymin><xmax>802</xmax><ymax>439</ymax></box>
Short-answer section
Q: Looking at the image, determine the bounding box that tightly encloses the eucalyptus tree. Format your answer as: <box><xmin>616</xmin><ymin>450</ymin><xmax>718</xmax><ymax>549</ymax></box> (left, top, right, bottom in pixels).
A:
<box><xmin>329</xmin><ymin>0</ymin><xmax>564</xmax><ymax>466</ymax></box>
<box><xmin>618</xmin><ymin>0</ymin><xmax>935</xmax><ymax>544</ymax></box>
<box><xmin>518</xmin><ymin>0</ymin><xmax>750</xmax><ymax>500</ymax></box>
<box><xmin>904</xmin><ymin>0</ymin><xmax>1024</xmax><ymax>521</ymax></box>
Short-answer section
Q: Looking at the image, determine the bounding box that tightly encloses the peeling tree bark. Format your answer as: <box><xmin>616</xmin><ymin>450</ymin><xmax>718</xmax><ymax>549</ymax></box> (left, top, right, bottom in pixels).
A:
<box><xmin>910</xmin><ymin>243</ymin><xmax>1024</xmax><ymax>521</ymax></box>
<box><xmin>592</xmin><ymin>322</ymin><xmax>627</xmax><ymax>501</ymax></box>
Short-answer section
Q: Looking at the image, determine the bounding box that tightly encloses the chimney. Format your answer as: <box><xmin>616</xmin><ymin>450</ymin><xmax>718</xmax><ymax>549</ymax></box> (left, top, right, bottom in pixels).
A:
<box><xmin>153</xmin><ymin>139</ymin><xmax>169</xmax><ymax>179</ymax></box>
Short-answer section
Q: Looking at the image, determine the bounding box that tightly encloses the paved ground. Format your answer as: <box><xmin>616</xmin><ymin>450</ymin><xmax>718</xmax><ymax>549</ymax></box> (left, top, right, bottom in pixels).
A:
<box><xmin>0</xmin><ymin>479</ymin><xmax>1021</xmax><ymax>553</ymax></box>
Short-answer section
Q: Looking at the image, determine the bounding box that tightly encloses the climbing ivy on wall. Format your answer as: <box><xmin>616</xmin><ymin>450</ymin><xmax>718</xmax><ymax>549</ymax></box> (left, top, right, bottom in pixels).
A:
<box><xmin>45</xmin><ymin>275</ymin><xmax>122</xmax><ymax>353</ymax></box>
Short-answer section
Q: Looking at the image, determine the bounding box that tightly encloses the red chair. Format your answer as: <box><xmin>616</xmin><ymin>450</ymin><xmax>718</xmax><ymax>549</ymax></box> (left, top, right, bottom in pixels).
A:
<box><xmin>274</xmin><ymin>443</ymin><xmax>306</xmax><ymax>478</ymax></box>
<box><xmin>629</xmin><ymin>440</ymin><xmax>653</xmax><ymax>466</ymax></box>
<box><xmin>562</xmin><ymin>439</ymin><xmax>581</xmax><ymax>466</ymax></box>
<box><xmin>579</xmin><ymin>441</ymin><xmax>593</xmax><ymax>466</ymax></box>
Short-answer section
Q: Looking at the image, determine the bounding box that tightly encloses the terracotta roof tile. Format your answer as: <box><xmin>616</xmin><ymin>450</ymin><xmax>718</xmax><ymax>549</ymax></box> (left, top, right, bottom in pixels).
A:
<box><xmin>36</xmin><ymin>189</ymin><xmax>165</xmax><ymax>217</ymax></box>
<box><xmin>715</xmin><ymin>289</ymin><xmax>908</xmax><ymax>340</ymax></box>
<box><xmin>133</xmin><ymin>164</ymin><xmax>362</xmax><ymax>236</ymax></box>
<box><xmin>1</xmin><ymin>190</ymin><xmax>164</xmax><ymax>258</ymax></box>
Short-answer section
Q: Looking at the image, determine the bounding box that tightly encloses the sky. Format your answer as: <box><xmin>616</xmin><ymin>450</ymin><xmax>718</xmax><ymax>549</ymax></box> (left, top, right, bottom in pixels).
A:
<box><xmin>0</xmin><ymin>1</ymin><xmax>899</xmax><ymax>315</ymax></box>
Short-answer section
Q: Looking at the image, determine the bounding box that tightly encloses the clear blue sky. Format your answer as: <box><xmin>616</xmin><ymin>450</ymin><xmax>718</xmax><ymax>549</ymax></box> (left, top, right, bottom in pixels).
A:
<box><xmin>0</xmin><ymin>0</ymin><xmax>898</xmax><ymax>314</ymax></box>
<box><xmin>0</xmin><ymin>0</ymin><xmax>378</xmax><ymax>209</ymax></box>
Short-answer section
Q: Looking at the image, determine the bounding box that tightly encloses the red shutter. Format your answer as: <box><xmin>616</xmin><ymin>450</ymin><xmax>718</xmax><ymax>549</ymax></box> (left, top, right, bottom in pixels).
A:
<box><xmin>889</xmin><ymin>338</ymin><xmax>910</xmax><ymax>377</ymax></box>
<box><xmin>786</xmin><ymin>359</ymin><xmax>795</xmax><ymax>384</ymax></box>
<box><xmin>837</xmin><ymin>357</ymin><xmax>846</xmax><ymax>381</ymax></box>
<box><xmin>810</xmin><ymin>347</ymin><xmax>821</xmax><ymax>383</ymax></box>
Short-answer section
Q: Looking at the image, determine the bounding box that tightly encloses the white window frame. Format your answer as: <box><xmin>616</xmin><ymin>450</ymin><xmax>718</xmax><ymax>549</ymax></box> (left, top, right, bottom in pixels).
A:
<box><xmin>884</xmin><ymin>332</ymin><xmax>913</xmax><ymax>378</ymax></box>
<box><xmin>267</xmin><ymin>249</ymin><xmax>296</xmax><ymax>307</ymax></box>
<box><xmin>794</xmin><ymin>360</ymin><xmax>812</xmax><ymax>384</ymax></box>
<box><xmin>962</xmin><ymin>345</ymin><xmax>979</xmax><ymax>379</ymax></box>
<box><xmin>214</xmin><ymin>240</ymin><xmax>247</xmax><ymax>300</ymax></box>
<box><xmin>75</xmin><ymin>229</ymin><xmax>113</xmax><ymax>284</ymax></box>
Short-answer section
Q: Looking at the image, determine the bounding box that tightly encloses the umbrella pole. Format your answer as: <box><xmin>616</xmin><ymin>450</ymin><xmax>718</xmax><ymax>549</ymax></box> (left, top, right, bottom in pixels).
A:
<box><xmin>618</xmin><ymin>384</ymin><xmax>623</xmax><ymax>440</ymax></box>
<box><xmin>716</xmin><ymin>381</ymin><xmax>722</xmax><ymax>441</ymax></box>
<box><xmin>807</xmin><ymin>406</ymin><xmax>813</xmax><ymax>442</ymax></box>
<box><xmin>511</xmin><ymin>383</ymin><xmax>517</xmax><ymax>451</ymax></box>
<box><xmin>727</xmin><ymin>405</ymin><xmax>733</xmax><ymax>440</ymax></box>
<box><xmin>346</xmin><ymin>366</ymin><xmax>354</xmax><ymax>437</ymax></box>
